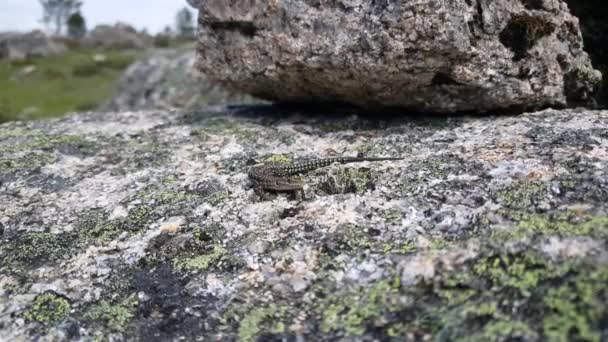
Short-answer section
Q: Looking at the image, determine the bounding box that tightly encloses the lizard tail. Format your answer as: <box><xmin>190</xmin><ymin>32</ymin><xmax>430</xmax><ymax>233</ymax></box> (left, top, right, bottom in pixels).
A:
<box><xmin>338</xmin><ymin>156</ymin><xmax>404</xmax><ymax>163</ymax></box>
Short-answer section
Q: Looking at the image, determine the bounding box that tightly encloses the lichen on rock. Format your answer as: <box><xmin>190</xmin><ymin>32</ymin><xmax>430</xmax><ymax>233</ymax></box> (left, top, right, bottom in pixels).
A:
<box><xmin>0</xmin><ymin>106</ymin><xmax>607</xmax><ymax>340</ymax></box>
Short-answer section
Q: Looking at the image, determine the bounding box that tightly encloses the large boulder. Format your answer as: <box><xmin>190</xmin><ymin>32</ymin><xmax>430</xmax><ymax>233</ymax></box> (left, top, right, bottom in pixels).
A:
<box><xmin>1</xmin><ymin>106</ymin><xmax>608</xmax><ymax>340</ymax></box>
<box><xmin>0</xmin><ymin>30</ymin><xmax>66</xmax><ymax>60</ymax></box>
<box><xmin>83</xmin><ymin>23</ymin><xmax>149</xmax><ymax>50</ymax></box>
<box><xmin>194</xmin><ymin>0</ymin><xmax>602</xmax><ymax>112</ymax></box>
<box><xmin>103</xmin><ymin>48</ymin><xmax>259</xmax><ymax>111</ymax></box>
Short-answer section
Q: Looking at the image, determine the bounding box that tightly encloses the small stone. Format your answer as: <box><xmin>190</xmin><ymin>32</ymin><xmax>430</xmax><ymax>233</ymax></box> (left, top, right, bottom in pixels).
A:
<box><xmin>289</xmin><ymin>276</ymin><xmax>309</xmax><ymax>292</ymax></box>
<box><xmin>247</xmin><ymin>241</ymin><xmax>270</xmax><ymax>255</ymax></box>
<box><xmin>109</xmin><ymin>205</ymin><xmax>129</xmax><ymax>220</ymax></box>
<box><xmin>160</xmin><ymin>216</ymin><xmax>186</xmax><ymax>234</ymax></box>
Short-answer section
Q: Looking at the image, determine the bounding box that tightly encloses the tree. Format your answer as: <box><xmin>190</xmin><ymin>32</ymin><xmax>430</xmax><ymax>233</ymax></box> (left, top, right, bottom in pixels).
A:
<box><xmin>175</xmin><ymin>7</ymin><xmax>195</xmax><ymax>39</ymax></box>
<box><xmin>39</xmin><ymin>0</ymin><xmax>83</xmax><ymax>36</ymax></box>
<box><xmin>66</xmin><ymin>12</ymin><xmax>86</xmax><ymax>39</ymax></box>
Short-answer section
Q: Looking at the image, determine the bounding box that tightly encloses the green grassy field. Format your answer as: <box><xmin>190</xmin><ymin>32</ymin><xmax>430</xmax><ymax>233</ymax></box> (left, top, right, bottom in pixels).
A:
<box><xmin>0</xmin><ymin>50</ymin><xmax>138</xmax><ymax>123</ymax></box>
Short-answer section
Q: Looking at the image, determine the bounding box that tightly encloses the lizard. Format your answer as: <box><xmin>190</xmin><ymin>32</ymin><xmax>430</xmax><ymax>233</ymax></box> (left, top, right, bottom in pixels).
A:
<box><xmin>248</xmin><ymin>156</ymin><xmax>403</xmax><ymax>199</ymax></box>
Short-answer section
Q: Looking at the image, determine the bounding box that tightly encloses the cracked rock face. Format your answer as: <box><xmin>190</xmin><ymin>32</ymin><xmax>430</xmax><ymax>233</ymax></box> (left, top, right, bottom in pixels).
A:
<box><xmin>194</xmin><ymin>0</ymin><xmax>601</xmax><ymax>112</ymax></box>
<box><xmin>1</xmin><ymin>106</ymin><xmax>608</xmax><ymax>340</ymax></box>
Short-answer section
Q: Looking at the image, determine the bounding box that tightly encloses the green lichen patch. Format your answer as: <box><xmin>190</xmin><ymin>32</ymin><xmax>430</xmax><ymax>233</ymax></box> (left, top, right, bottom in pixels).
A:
<box><xmin>495</xmin><ymin>181</ymin><xmax>548</xmax><ymax>211</ymax></box>
<box><xmin>237</xmin><ymin>305</ymin><xmax>288</xmax><ymax>342</ymax></box>
<box><xmin>0</xmin><ymin>152</ymin><xmax>57</xmax><ymax>176</ymax></box>
<box><xmin>83</xmin><ymin>295</ymin><xmax>138</xmax><ymax>331</ymax></box>
<box><xmin>0</xmin><ymin>231</ymin><xmax>77</xmax><ymax>273</ymax></box>
<box><xmin>73</xmin><ymin>188</ymin><xmax>204</xmax><ymax>249</ymax></box>
<box><xmin>28</xmin><ymin>134</ymin><xmax>95</xmax><ymax>155</ymax></box>
<box><xmin>308</xmin><ymin>245</ymin><xmax>607</xmax><ymax>341</ymax></box>
<box><xmin>422</xmin><ymin>250</ymin><xmax>607</xmax><ymax>341</ymax></box>
<box><xmin>121</xmin><ymin>205</ymin><xmax>157</xmax><ymax>231</ymax></box>
<box><xmin>219</xmin><ymin>299</ymin><xmax>293</xmax><ymax>342</ymax></box>
<box><xmin>75</xmin><ymin>204</ymin><xmax>166</xmax><ymax>248</ymax></box>
<box><xmin>322</xmin><ymin>224</ymin><xmax>375</xmax><ymax>254</ymax></box>
<box><xmin>74</xmin><ymin>209</ymin><xmax>123</xmax><ymax>247</ymax></box>
<box><xmin>556</xmin><ymin>173</ymin><xmax>608</xmax><ymax>204</ymax></box>
<box><xmin>0</xmin><ymin>132</ymin><xmax>97</xmax><ymax>178</ymax></box>
<box><xmin>174</xmin><ymin>245</ymin><xmax>227</xmax><ymax>272</ymax></box>
<box><xmin>494</xmin><ymin>212</ymin><xmax>608</xmax><ymax>241</ymax></box>
<box><xmin>206</xmin><ymin>191</ymin><xmax>229</xmax><ymax>206</ymax></box>
<box><xmin>383</xmin><ymin>240</ymin><xmax>417</xmax><ymax>255</ymax></box>
<box><xmin>146</xmin><ymin>222</ymin><xmax>230</xmax><ymax>269</ymax></box>
<box><xmin>318</xmin><ymin>167</ymin><xmax>375</xmax><ymax>195</ymax></box>
<box><xmin>319</xmin><ymin>279</ymin><xmax>401</xmax><ymax>336</ymax></box>
<box><xmin>0</xmin><ymin>126</ymin><xmax>41</xmax><ymax>139</ymax></box>
<box><xmin>2</xmin><ymin>133</ymin><xmax>95</xmax><ymax>155</ymax></box>
<box><xmin>23</xmin><ymin>291</ymin><xmax>71</xmax><ymax>325</ymax></box>
<box><xmin>542</xmin><ymin>268</ymin><xmax>608</xmax><ymax>342</ymax></box>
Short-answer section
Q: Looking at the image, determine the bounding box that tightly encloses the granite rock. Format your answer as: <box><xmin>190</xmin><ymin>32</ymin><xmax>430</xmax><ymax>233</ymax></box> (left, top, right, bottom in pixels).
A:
<box><xmin>194</xmin><ymin>0</ymin><xmax>601</xmax><ymax>112</ymax></box>
<box><xmin>82</xmin><ymin>23</ymin><xmax>150</xmax><ymax>50</ymax></box>
<box><xmin>0</xmin><ymin>30</ymin><xmax>66</xmax><ymax>60</ymax></box>
<box><xmin>1</xmin><ymin>106</ymin><xmax>607</xmax><ymax>340</ymax></box>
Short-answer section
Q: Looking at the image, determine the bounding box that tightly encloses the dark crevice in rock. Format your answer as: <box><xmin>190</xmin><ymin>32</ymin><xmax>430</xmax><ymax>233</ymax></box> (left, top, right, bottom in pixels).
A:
<box><xmin>209</xmin><ymin>21</ymin><xmax>257</xmax><ymax>37</ymax></box>
<box><xmin>522</xmin><ymin>0</ymin><xmax>545</xmax><ymax>10</ymax></box>
<box><xmin>466</xmin><ymin>0</ymin><xmax>484</xmax><ymax>41</ymax></box>
<box><xmin>431</xmin><ymin>72</ymin><xmax>462</xmax><ymax>86</ymax></box>
<box><xmin>566</xmin><ymin>0</ymin><xmax>608</xmax><ymax>107</ymax></box>
<box><xmin>499</xmin><ymin>13</ymin><xmax>555</xmax><ymax>61</ymax></box>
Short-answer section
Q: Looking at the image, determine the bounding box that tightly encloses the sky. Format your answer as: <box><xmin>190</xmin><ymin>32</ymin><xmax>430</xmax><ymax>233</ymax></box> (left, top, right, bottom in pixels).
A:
<box><xmin>0</xmin><ymin>0</ymin><xmax>195</xmax><ymax>34</ymax></box>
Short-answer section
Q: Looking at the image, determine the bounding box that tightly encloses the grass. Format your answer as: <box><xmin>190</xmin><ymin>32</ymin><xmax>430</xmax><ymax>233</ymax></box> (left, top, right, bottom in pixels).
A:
<box><xmin>0</xmin><ymin>49</ymin><xmax>138</xmax><ymax>122</ymax></box>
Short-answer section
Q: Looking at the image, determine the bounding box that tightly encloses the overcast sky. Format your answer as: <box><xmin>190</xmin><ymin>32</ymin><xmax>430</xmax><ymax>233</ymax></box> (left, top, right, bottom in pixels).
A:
<box><xmin>0</xmin><ymin>0</ymin><xmax>196</xmax><ymax>34</ymax></box>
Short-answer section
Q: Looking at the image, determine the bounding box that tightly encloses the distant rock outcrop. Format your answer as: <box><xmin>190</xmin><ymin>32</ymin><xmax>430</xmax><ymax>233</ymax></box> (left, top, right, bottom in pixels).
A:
<box><xmin>103</xmin><ymin>48</ymin><xmax>259</xmax><ymax>111</ymax></box>
<box><xmin>0</xmin><ymin>30</ymin><xmax>66</xmax><ymax>60</ymax></box>
<box><xmin>193</xmin><ymin>0</ymin><xmax>601</xmax><ymax>112</ymax></box>
<box><xmin>83</xmin><ymin>23</ymin><xmax>150</xmax><ymax>50</ymax></box>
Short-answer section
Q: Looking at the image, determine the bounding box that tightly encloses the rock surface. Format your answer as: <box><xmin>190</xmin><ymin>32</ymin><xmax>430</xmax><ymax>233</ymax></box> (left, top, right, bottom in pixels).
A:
<box><xmin>194</xmin><ymin>0</ymin><xmax>601</xmax><ymax>113</ymax></box>
<box><xmin>1</xmin><ymin>106</ymin><xmax>607</xmax><ymax>340</ymax></box>
<box><xmin>103</xmin><ymin>48</ymin><xmax>259</xmax><ymax>111</ymax></box>
<box><xmin>0</xmin><ymin>31</ymin><xmax>66</xmax><ymax>60</ymax></box>
<box><xmin>83</xmin><ymin>23</ymin><xmax>150</xmax><ymax>50</ymax></box>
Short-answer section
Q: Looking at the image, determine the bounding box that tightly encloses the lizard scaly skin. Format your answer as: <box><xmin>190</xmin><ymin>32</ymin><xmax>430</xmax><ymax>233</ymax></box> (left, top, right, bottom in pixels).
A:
<box><xmin>248</xmin><ymin>157</ymin><xmax>402</xmax><ymax>198</ymax></box>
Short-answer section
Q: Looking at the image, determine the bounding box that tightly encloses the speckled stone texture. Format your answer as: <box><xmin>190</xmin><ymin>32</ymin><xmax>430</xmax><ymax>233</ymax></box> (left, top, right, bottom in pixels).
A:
<box><xmin>193</xmin><ymin>0</ymin><xmax>602</xmax><ymax>113</ymax></box>
<box><xmin>1</xmin><ymin>107</ymin><xmax>608</xmax><ymax>340</ymax></box>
